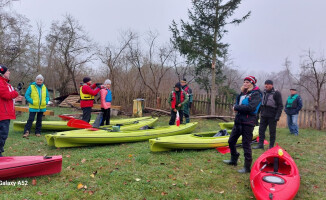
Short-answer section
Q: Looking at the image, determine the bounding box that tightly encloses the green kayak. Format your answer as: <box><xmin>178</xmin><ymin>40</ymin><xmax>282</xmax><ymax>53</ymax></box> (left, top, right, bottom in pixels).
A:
<box><xmin>219</xmin><ymin>122</ymin><xmax>234</xmax><ymax>130</ymax></box>
<box><xmin>45</xmin><ymin>117</ymin><xmax>158</xmax><ymax>146</ymax></box>
<box><xmin>46</xmin><ymin>122</ymin><xmax>198</xmax><ymax>148</ymax></box>
<box><xmin>13</xmin><ymin>116</ymin><xmax>151</xmax><ymax>132</ymax></box>
<box><xmin>149</xmin><ymin>126</ymin><xmax>258</xmax><ymax>152</ymax></box>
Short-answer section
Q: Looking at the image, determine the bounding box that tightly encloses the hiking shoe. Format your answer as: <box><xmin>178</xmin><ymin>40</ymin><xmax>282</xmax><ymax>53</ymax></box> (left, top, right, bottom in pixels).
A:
<box><xmin>35</xmin><ymin>133</ymin><xmax>41</xmax><ymax>137</ymax></box>
<box><xmin>23</xmin><ymin>131</ymin><xmax>30</xmax><ymax>138</ymax></box>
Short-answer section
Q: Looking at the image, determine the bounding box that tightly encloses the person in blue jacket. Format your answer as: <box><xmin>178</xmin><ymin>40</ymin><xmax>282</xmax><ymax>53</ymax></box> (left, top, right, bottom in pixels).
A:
<box><xmin>284</xmin><ymin>88</ymin><xmax>303</xmax><ymax>136</ymax></box>
<box><xmin>23</xmin><ymin>74</ymin><xmax>50</xmax><ymax>138</ymax></box>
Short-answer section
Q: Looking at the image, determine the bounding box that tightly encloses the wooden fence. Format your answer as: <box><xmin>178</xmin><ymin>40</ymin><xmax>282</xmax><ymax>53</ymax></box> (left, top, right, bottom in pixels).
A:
<box><xmin>113</xmin><ymin>92</ymin><xmax>326</xmax><ymax>130</ymax></box>
<box><xmin>114</xmin><ymin>92</ymin><xmax>235</xmax><ymax>116</ymax></box>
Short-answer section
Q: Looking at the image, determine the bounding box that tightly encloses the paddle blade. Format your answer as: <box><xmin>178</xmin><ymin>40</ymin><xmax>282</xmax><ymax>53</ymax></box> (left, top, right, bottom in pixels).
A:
<box><xmin>216</xmin><ymin>146</ymin><xmax>230</xmax><ymax>154</ymax></box>
<box><xmin>68</xmin><ymin>119</ymin><xmax>93</xmax><ymax>129</ymax></box>
<box><xmin>256</xmin><ymin>136</ymin><xmax>269</xmax><ymax>145</ymax></box>
<box><xmin>176</xmin><ymin>111</ymin><xmax>180</xmax><ymax>126</ymax></box>
<box><xmin>59</xmin><ymin>114</ymin><xmax>75</xmax><ymax>121</ymax></box>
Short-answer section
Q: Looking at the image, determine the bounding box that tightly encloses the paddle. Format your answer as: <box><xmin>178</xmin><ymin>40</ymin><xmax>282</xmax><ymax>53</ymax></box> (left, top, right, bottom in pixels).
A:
<box><xmin>59</xmin><ymin>114</ymin><xmax>75</xmax><ymax>121</ymax></box>
<box><xmin>67</xmin><ymin>119</ymin><xmax>100</xmax><ymax>131</ymax></box>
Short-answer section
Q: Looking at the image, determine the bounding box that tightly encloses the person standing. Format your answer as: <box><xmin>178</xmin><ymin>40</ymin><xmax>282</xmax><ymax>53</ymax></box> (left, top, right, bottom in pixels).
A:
<box><xmin>181</xmin><ymin>78</ymin><xmax>193</xmax><ymax>123</ymax></box>
<box><xmin>100</xmin><ymin>79</ymin><xmax>112</xmax><ymax>126</ymax></box>
<box><xmin>23</xmin><ymin>74</ymin><xmax>50</xmax><ymax>137</ymax></box>
<box><xmin>284</xmin><ymin>88</ymin><xmax>303</xmax><ymax>136</ymax></box>
<box><xmin>80</xmin><ymin>77</ymin><xmax>101</xmax><ymax>123</ymax></box>
<box><xmin>253</xmin><ymin>80</ymin><xmax>283</xmax><ymax>150</ymax></box>
<box><xmin>223</xmin><ymin>76</ymin><xmax>262</xmax><ymax>173</ymax></box>
<box><xmin>168</xmin><ymin>82</ymin><xmax>189</xmax><ymax>125</ymax></box>
<box><xmin>0</xmin><ymin>65</ymin><xmax>22</xmax><ymax>156</ymax></box>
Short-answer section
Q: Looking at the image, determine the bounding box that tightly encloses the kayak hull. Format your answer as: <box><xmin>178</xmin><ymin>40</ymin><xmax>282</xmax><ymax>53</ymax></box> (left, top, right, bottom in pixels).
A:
<box><xmin>149</xmin><ymin>126</ymin><xmax>258</xmax><ymax>152</ymax></box>
<box><xmin>219</xmin><ymin>122</ymin><xmax>234</xmax><ymax>130</ymax></box>
<box><xmin>45</xmin><ymin>118</ymin><xmax>158</xmax><ymax>146</ymax></box>
<box><xmin>0</xmin><ymin>155</ymin><xmax>62</xmax><ymax>180</ymax></box>
<box><xmin>13</xmin><ymin>117</ymin><xmax>151</xmax><ymax>131</ymax></box>
<box><xmin>250</xmin><ymin>145</ymin><xmax>300</xmax><ymax>200</ymax></box>
<box><xmin>46</xmin><ymin>122</ymin><xmax>197</xmax><ymax>148</ymax></box>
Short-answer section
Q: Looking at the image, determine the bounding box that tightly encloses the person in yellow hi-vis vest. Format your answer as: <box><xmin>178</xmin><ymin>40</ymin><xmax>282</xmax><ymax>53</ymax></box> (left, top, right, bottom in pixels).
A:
<box><xmin>23</xmin><ymin>74</ymin><xmax>49</xmax><ymax>138</ymax></box>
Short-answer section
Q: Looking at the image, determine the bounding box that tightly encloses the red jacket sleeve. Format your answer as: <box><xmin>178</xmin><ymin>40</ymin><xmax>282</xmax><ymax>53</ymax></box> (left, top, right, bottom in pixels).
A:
<box><xmin>82</xmin><ymin>85</ymin><xmax>100</xmax><ymax>96</ymax></box>
<box><xmin>0</xmin><ymin>84</ymin><xmax>18</xmax><ymax>100</ymax></box>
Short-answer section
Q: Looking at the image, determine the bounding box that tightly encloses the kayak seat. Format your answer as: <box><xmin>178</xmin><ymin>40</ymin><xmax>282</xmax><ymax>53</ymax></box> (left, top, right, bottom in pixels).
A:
<box><xmin>262</xmin><ymin>175</ymin><xmax>285</xmax><ymax>185</ymax></box>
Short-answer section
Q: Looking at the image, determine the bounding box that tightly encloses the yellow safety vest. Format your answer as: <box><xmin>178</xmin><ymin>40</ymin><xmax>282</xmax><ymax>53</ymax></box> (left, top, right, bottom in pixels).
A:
<box><xmin>29</xmin><ymin>84</ymin><xmax>47</xmax><ymax>109</ymax></box>
<box><xmin>80</xmin><ymin>85</ymin><xmax>95</xmax><ymax>100</ymax></box>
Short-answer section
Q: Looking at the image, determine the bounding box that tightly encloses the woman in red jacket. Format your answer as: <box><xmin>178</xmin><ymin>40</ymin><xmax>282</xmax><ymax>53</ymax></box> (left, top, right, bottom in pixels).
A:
<box><xmin>0</xmin><ymin>65</ymin><xmax>22</xmax><ymax>157</ymax></box>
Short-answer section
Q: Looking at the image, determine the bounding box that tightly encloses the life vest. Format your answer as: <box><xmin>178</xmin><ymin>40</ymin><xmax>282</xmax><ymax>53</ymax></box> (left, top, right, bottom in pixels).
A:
<box><xmin>171</xmin><ymin>90</ymin><xmax>185</xmax><ymax>109</ymax></box>
<box><xmin>29</xmin><ymin>84</ymin><xmax>47</xmax><ymax>109</ymax></box>
<box><xmin>238</xmin><ymin>91</ymin><xmax>261</xmax><ymax>115</ymax></box>
<box><xmin>286</xmin><ymin>94</ymin><xmax>298</xmax><ymax>108</ymax></box>
<box><xmin>80</xmin><ymin>85</ymin><xmax>95</xmax><ymax>100</ymax></box>
<box><xmin>262</xmin><ymin>90</ymin><xmax>277</xmax><ymax>108</ymax></box>
<box><xmin>105</xmin><ymin>89</ymin><xmax>112</xmax><ymax>102</ymax></box>
<box><xmin>183</xmin><ymin>86</ymin><xmax>190</xmax><ymax>94</ymax></box>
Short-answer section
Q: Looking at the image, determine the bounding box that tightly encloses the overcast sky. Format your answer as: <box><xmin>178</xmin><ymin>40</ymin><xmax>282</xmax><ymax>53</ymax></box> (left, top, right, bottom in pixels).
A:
<box><xmin>10</xmin><ymin>0</ymin><xmax>326</xmax><ymax>73</ymax></box>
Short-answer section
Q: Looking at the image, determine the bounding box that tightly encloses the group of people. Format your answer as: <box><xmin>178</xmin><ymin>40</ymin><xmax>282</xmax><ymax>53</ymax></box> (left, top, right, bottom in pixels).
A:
<box><xmin>0</xmin><ymin>64</ymin><xmax>303</xmax><ymax>166</ymax></box>
<box><xmin>0</xmin><ymin>65</ymin><xmax>113</xmax><ymax>156</ymax></box>
<box><xmin>223</xmin><ymin>76</ymin><xmax>303</xmax><ymax>173</ymax></box>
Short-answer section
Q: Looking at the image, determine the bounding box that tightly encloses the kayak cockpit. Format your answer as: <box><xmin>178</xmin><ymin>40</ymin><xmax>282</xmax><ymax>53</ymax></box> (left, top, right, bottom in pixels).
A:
<box><xmin>260</xmin><ymin>157</ymin><xmax>292</xmax><ymax>176</ymax></box>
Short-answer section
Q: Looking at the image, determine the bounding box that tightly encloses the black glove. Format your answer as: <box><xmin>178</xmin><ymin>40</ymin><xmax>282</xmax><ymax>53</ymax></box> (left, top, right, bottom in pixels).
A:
<box><xmin>189</xmin><ymin>102</ymin><xmax>192</xmax><ymax>108</ymax></box>
<box><xmin>95</xmin><ymin>83</ymin><xmax>102</xmax><ymax>88</ymax></box>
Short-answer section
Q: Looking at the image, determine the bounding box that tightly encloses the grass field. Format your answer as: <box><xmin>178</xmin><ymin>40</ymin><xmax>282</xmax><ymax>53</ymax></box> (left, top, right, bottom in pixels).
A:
<box><xmin>1</xmin><ymin>107</ymin><xmax>325</xmax><ymax>199</ymax></box>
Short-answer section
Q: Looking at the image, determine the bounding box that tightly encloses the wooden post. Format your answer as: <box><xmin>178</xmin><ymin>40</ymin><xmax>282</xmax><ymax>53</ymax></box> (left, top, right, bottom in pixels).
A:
<box><xmin>156</xmin><ymin>97</ymin><xmax>161</xmax><ymax>109</ymax></box>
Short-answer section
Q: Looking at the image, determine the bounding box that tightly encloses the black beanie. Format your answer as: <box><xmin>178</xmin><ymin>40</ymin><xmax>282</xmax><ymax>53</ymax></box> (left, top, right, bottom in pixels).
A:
<box><xmin>83</xmin><ymin>77</ymin><xmax>91</xmax><ymax>83</ymax></box>
<box><xmin>175</xmin><ymin>82</ymin><xmax>181</xmax><ymax>90</ymax></box>
<box><xmin>0</xmin><ymin>65</ymin><xmax>8</xmax><ymax>75</ymax></box>
<box><xmin>264</xmin><ymin>80</ymin><xmax>273</xmax><ymax>85</ymax></box>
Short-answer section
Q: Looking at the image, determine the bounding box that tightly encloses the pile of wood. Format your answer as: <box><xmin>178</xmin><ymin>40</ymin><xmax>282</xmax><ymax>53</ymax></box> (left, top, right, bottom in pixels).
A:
<box><xmin>59</xmin><ymin>95</ymin><xmax>80</xmax><ymax>107</ymax></box>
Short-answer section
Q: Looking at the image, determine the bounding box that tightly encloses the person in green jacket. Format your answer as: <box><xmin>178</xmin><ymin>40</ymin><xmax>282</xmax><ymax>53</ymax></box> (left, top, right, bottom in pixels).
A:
<box><xmin>181</xmin><ymin>78</ymin><xmax>193</xmax><ymax>123</ymax></box>
<box><xmin>168</xmin><ymin>82</ymin><xmax>189</xmax><ymax>125</ymax></box>
<box><xmin>23</xmin><ymin>74</ymin><xmax>50</xmax><ymax>138</ymax></box>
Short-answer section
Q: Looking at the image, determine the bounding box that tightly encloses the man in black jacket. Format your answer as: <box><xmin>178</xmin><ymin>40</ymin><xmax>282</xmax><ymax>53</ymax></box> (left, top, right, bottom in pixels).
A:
<box><xmin>253</xmin><ymin>80</ymin><xmax>283</xmax><ymax>149</ymax></box>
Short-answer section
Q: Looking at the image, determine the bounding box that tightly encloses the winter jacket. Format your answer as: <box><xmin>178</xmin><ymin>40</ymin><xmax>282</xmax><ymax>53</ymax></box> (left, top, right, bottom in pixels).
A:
<box><xmin>0</xmin><ymin>76</ymin><xmax>19</xmax><ymax>121</ymax></box>
<box><xmin>168</xmin><ymin>89</ymin><xmax>189</xmax><ymax>110</ymax></box>
<box><xmin>100</xmin><ymin>88</ymin><xmax>112</xmax><ymax>109</ymax></box>
<box><xmin>234</xmin><ymin>86</ymin><xmax>262</xmax><ymax>127</ymax></box>
<box><xmin>284</xmin><ymin>94</ymin><xmax>303</xmax><ymax>115</ymax></box>
<box><xmin>260</xmin><ymin>88</ymin><xmax>283</xmax><ymax>120</ymax></box>
<box><xmin>25</xmin><ymin>82</ymin><xmax>50</xmax><ymax>112</ymax></box>
<box><xmin>182</xmin><ymin>85</ymin><xmax>193</xmax><ymax>103</ymax></box>
<box><xmin>80</xmin><ymin>83</ymin><xmax>101</xmax><ymax>108</ymax></box>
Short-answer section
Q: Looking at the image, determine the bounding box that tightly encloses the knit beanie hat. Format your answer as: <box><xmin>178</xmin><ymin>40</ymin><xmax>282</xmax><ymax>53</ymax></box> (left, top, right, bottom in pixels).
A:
<box><xmin>83</xmin><ymin>77</ymin><xmax>91</xmax><ymax>83</ymax></box>
<box><xmin>0</xmin><ymin>65</ymin><xmax>8</xmax><ymax>75</ymax></box>
<box><xmin>244</xmin><ymin>76</ymin><xmax>257</xmax><ymax>85</ymax></box>
<box><xmin>104</xmin><ymin>79</ymin><xmax>111</xmax><ymax>85</ymax></box>
<box><xmin>35</xmin><ymin>74</ymin><xmax>44</xmax><ymax>81</ymax></box>
<box><xmin>175</xmin><ymin>82</ymin><xmax>182</xmax><ymax>90</ymax></box>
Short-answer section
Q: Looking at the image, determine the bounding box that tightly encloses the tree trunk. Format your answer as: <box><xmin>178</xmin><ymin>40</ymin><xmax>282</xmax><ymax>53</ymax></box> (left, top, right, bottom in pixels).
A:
<box><xmin>315</xmin><ymin>101</ymin><xmax>321</xmax><ymax>130</ymax></box>
<box><xmin>211</xmin><ymin>65</ymin><xmax>216</xmax><ymax>115</ymax></box>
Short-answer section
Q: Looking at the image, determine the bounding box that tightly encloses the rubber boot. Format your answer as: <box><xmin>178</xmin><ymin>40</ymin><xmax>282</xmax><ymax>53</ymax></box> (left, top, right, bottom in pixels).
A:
<box><xmin>238</xmin><ymin>160</ymin><xmax>252</xmax><ymax>173</ymax></box>
<box><xmin>223</xmin><ymin>153</ymin><xmax>240</xmax><ymax>166</ymax></box>
<box><xmin>252</xmin><ymin>144</ymin><xmax>264</xmax><ymax>150</ymax></box>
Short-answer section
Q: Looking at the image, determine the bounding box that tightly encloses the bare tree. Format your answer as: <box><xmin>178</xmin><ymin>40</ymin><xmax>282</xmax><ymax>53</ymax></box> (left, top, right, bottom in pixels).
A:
<box><xmin>290</xmin><ymin>50</ymin><xmax>326</xmax><ymax>130</ymax></box>
<box><xmin>128</xmin><ymin>32</ymin><xmax>174</xmax><ymax>97</ymax></box>
<box><xmin>97</xmin><ymin>31</ymin><xmax>136</xmax><ymax>92</ymax></box>
<box><xmin>45</xmin><ymin>15</ymin><xmax>95</xmax><ymax>95</ymax></box>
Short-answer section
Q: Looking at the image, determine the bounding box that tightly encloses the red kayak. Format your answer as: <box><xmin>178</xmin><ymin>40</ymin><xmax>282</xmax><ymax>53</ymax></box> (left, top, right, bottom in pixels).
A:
<box><xmin>0</xmin><ymin>155</ymin><xmax>62</xmax><ymax>180</ymax></box>
<box><xmin>250</xmin><ymin>145</ymin><xmax>300</xmax><ymax>200</ymax></box>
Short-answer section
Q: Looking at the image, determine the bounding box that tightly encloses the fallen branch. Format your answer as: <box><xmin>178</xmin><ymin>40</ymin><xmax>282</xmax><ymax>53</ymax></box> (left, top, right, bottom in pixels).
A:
<box><xmin>190</xmin><ymin>115</ymin><xmax>234</xmax><ymax>122</ymax></box>
<box><xmin>144</xmin><ymin>107</ymin><xmax>170</xmax><ymax>115</ymax></box>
